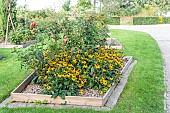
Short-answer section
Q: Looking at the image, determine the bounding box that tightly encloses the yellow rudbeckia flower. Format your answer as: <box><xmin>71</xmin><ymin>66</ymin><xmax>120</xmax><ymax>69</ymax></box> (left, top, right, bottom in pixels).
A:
<box><xmin>95</xmin><ymin>64</ymin><xmax>100</xmax><ymax>69</ymax></box>
<box><xmin>79</xmin><ymin>90</ymin><xmax>84</xmax><ymax>95</ymax></box>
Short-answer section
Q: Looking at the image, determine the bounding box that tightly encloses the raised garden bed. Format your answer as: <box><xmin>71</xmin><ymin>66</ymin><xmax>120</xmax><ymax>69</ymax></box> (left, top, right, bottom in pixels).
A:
<box><xmin>11</xmin><ymin>56</ymin><xmax>133</xmax><ymax>107</ymax></box>
<box><xmin>0</xmin><ymin>55</ymin><xmax>2</xmax><ymax>60</ymax></box>
<box><xmin>0</xmin><ymin>40</ymin><xmax>37</xmax><ymax>48</ymax></box>
<box><xmin>106</xmin><ymin>38</ymin><xmax>123</xmax><ymax>49</ymax></box>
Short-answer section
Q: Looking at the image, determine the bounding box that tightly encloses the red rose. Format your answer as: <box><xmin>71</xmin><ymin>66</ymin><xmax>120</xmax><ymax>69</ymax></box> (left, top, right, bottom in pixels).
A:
<box><xmin>64</xmin><ymin>38</ymin><xmax>68</xmax><ymax>42</ymax></box>
<box><xmin>63</xmin><ymin>36</ymin><xmax>68</xmax><ymax>42</ymax></box>
<box><xmin>30</xmin><ymin>22</ymin><xmax>36</xmax><ymax>28</ymax></box>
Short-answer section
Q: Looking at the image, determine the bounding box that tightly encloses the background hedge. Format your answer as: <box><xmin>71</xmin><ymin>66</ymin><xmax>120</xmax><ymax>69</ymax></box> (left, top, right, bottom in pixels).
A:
<box><xmin>163</xmin><ymin>17</ymin><xmax>170</xmax><ymax>24</ymax></box>
<box><xmin>105</xmin><ymin>17</ymin><xmax>120</xmax><ymax>25</ymax></box>
<box><xmin>133</xmin><ymin>16</ymin><xmax>170</xmax><ymax>25</ymax></box>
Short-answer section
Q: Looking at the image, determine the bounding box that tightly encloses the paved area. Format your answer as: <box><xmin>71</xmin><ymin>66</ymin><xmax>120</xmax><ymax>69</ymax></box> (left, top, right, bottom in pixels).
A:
<box><xmin>109</xmin><ymin>24</ymin><xmax>170</xmax><ymax>113</ymax></box>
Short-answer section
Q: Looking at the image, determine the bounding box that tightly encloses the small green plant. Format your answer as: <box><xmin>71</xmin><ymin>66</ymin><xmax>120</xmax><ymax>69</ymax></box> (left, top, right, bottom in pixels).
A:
<box><xmin>34</xmin><ymin>99</ymin><xmax>48</xmax><ymax>105</ymax></box>
<box><xmin>110</xmin><ymin>42</ymin><xmax>115</xmax><ymax>46</ymax></box>
<box><xmin>5</xmin><ymin>100</ymin><xmax>14</xmax><ymax>105</ymax></box>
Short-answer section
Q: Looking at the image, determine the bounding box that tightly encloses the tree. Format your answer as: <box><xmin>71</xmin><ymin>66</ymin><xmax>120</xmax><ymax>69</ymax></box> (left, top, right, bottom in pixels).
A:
<box><xmin>137</xmin><ymin>0</ymin><xmax>169</xmax><ymax>15</ymax></box>
<box><xmin>98</xmin><ymin>0</ymin><xmax>170</xmax><ymax>16</ymax></box>
<box><xmin>155</xmin><ymin>0</ymin><xmax>169</xmax><ymax>15</ymax></box>
<box><xmin>77</xmin><ymin>0</ymin><xmax>92</xmax><ymax>11</ymax></box>
<box><xmin>62</xmin><ymin>0</ymin><xmax>71</xmax><ymax>12</ymax></box>
<box><xmin>0</xmin><ymin>0</ymin><xmax>8</xmax><ymax>39</ymax></box>
<box><xmin>98</xmin><ymin>0</ymin><xmax>142</xmax><ymax>16</ymax></box>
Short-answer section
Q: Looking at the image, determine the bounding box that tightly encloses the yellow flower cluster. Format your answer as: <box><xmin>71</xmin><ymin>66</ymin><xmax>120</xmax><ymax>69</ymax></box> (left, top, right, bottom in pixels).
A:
<box><xmin>159</xmin><ymin>16</ymin><xmax>163</xmax><ymax>24</ymax></box>
<box><xmin>36</xmin><ymin>46</ymin><xmax>124</xmax><ymax>95</ymax></box>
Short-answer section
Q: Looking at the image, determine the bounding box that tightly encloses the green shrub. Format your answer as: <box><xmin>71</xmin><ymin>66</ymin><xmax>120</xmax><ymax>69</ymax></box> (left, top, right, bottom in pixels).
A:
<box><xmin>26</xmin><ymin>8</ymin><xmax>56</xmax><ymax>19</ymax></box>
<box><xmin>133</xmin><ymin>17</ymin><xmax>158</xmax><ymax>25</ymax></box>
<box><xmin>163</xmin><ymin>17</ymin><xmax>170</xmax><ymax>24</ymax></box>
<box><xmin>133</xmin><ymin>16</ymin><xmax>170</xmax><ymax>25</ymax></box>
<box><xmin>9</xmin><ymin>17</ymin><xmax>61</xmax><ymax>44</ymax></box>
<box><xmin>8</xmin><ymin>23</ymin><xmax>36</xmax><ymax>44</ymax></box>
<box><xmin>105</xmin><ymin>17</ymin><xmax>120</xmax><ymax>25</ymax></box>
<box><xmin>32</xmin><ymin>17</ymin><xmax>61</xmax><ymax>39</ymax></box>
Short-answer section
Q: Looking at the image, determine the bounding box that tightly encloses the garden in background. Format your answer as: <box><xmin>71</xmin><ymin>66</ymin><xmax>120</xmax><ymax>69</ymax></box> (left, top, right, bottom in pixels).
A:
<box><xmin>0</xmin><ymin>0</ymin><xmax>168</xmax><ymax>112</ymax></box>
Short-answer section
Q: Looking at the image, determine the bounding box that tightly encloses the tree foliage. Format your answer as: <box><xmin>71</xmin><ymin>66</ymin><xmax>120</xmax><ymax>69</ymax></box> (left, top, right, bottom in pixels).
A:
<box><xmin>77</xmin><ymin>0</ymin><xmax>92</xmax><ymax>11</ymax></box>
<box><xmin>62</xmin><ymin>0</ymin><xmax>71</xmax><ymax>12</ymax></box>
<box><xmin>0</xmin><ymin>0</ymin><xmax>17</xmax><ymax>40</ymax></box>
<box><xmin>97</xmin><ymin>0</ymin><xmax>170</xmax><ymax>16</ymax></box>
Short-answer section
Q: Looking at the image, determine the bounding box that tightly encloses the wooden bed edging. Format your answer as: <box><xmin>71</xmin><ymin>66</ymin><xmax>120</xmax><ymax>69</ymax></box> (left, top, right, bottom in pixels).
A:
<box><xmin>121</xmin><ymin>56</ymin><xmax>133</xmax><ymax>74</ymax></box>
<box><xmin>11</xmin><ymin>56</ymin><xmax>133</xmax><ymax>107</ymax></box>
<box><xmin>106</xmin><ymin>38</ymin><xmax>123</xmax><ymax>49</ymax></box>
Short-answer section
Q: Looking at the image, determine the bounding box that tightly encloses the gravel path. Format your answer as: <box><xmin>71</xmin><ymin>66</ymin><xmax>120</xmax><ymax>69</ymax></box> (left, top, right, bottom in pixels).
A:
<box><xmin>109</xmin><ymin>24</ymin><xmax>170</xmax><ymax>113</ymax></box>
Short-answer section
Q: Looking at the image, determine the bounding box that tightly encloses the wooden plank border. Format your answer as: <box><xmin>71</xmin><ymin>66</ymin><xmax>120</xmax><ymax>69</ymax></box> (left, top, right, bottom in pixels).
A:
<box><xmin>121</xmin><ymin>56</ymin><xmax>133</xmax><ymax>74</ymax></box>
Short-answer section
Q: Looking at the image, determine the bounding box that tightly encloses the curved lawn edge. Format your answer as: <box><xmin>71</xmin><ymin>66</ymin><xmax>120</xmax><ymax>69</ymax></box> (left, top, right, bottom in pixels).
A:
<box><xmin>0</xmin><ymin>29</ymin><xmax>165</xmax><ymax>113</ymax></box>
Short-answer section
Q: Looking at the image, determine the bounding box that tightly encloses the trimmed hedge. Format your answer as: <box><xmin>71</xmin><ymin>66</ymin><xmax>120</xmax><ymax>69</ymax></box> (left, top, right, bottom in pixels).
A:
<box><xmin>163</xmin><ymin>17</ymin><xmax>170</xmax><ymax>24</ymax></box>
<box><xmin>105</xmin><ymin>17</ymin><xmax>120</xmax><ymax>25</ymax></box>
<box><xmin>133</xmin><ymin>17</ymin><xmax>170</xmax><ymax>25</ymax></box>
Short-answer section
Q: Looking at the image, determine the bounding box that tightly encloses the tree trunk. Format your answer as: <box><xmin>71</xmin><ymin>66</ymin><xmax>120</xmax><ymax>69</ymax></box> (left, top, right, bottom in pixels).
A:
<box><xmin>93</xmin><ymin>0</ymin><xmax>96</xmax><ymax>12</ymax></box>
<box><xmin>5</xmin><ymin>13</ymin><xmax>9</xmax><ymax>45</ymax></box>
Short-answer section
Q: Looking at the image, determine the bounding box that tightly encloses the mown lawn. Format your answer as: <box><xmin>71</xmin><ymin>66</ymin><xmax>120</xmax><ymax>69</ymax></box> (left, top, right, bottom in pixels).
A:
<box><xmin>0</xmin><ymin>49</ymin><xmax>30</xmax><ymax>102</ymax></box>
<box><xmin>0</xmin><ymin>29</ymin><xmax>165</xmax><ymax>113</ymax></box>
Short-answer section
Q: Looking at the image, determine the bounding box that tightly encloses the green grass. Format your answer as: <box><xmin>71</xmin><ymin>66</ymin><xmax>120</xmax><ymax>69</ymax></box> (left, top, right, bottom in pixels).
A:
<box><xmin>110</xmin><ymin>29</ymin><xmax>165</xmax><ymax>113</ymax></box>
<box><xmin>0</xmin><ymin>29</ymin><xmax>165</xmax><ymax>113</ymax></box>
<box><xmin>0</xmin><ymin>49</ymin><xmax>30</xmax><ymax>102</ymax></box>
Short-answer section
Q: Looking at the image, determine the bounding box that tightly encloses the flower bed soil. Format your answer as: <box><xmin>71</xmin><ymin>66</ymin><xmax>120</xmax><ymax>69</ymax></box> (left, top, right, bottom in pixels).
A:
<box><xmin>11</xmin><ymin>56</ymin><xmax>133</xmax><ymax>107</ymax></box>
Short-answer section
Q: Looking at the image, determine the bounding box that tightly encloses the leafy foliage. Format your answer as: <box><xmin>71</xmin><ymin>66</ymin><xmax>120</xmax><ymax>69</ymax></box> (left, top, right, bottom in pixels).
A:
<box><xmin>27</xmin><ymin>9</ymin><xmax>56</xmax><ymax>19</ymax></box>
<box><xmin>8</xmin><ymin>22</ymin><xmax>36</xmax><ymax>44</ymax></box>
<box><xmin>105</xmin><ymin>17</ymin><xmax>120</xmax><ymax>25</ymax></box>
<box><xmin>77</xmin><ymin>0</ymin><xmax>92</xmax><ymax>12</ymax></box>
<box><xmin>62</xmin><ymin>0</ymin><xmax>71</xmax><ymax>11</ymax></box>
<box><xmin>0</xmin><ymin>0</ymin><xmax>17</xmax><ymax>40</ymax></box>
<box><xmin>8</xmin><ymin>15</ymin><xmax>61</xmax><ymax>44</ymax></box>
<box><xmin>96</xmin><ymin>0</ymin><xmax>169</xmax><ymax>17</ymax></box>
